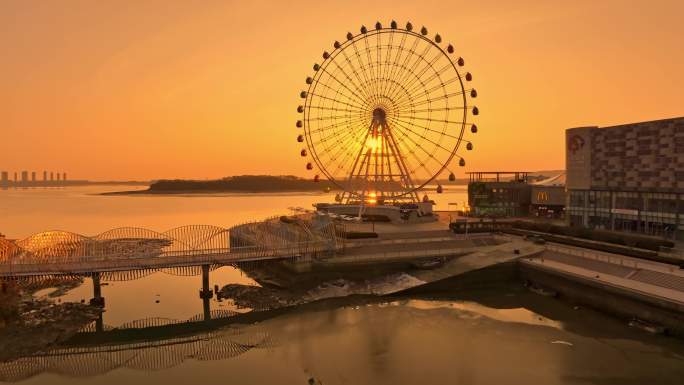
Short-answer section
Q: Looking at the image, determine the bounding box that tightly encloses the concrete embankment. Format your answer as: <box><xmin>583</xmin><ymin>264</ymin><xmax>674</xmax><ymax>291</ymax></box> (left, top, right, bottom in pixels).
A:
<box><xmin>519</xmin><ymin>243</ymin><xmax>684</xmax><ymax>336</ymax></box>
<box><xmin>229</xmin><ymin>235</ymin><xmax>543</xmax><ymax>310</ymax></box>
<box><xmin>231</xmin><ymin>221</ymin><xmax>684</xmax><ymax>338</ymax></box>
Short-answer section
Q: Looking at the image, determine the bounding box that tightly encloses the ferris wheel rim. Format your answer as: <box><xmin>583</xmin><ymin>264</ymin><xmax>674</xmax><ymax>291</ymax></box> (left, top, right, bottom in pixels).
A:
<box><xmin>301</xmin><ymin>24</ymin><xmax>472</xmax><ymax>199</ymax></box>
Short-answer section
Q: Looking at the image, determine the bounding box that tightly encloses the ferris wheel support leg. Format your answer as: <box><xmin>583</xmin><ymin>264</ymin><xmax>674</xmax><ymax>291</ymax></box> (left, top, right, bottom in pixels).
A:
<box><xmin>384</xmin><ymin>124</ymin><xmax>419</xmax><ymax>203</ymax></box>
<box><xmin>341</xmin><ymin>119</ymin><xmax>375</xmax><ymax>205</ymax></box>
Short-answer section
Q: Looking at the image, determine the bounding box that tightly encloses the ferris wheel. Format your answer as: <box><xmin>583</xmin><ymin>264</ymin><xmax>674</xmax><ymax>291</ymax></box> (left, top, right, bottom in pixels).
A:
<box><xmin>296</xmin><ymin>21</ymin><xmax>478</xmax><ymax>204</ymax></box>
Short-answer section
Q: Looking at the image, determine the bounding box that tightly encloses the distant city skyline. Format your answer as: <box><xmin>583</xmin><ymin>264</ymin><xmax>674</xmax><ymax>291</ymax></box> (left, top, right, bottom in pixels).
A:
<box><xmin>1</xmin><ymin>0</ymin><xmax>683</xmax><ymax>180</ymax></box>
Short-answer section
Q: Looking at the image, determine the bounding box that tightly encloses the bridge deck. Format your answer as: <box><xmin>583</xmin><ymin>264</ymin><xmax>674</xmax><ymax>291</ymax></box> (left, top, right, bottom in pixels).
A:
<box><xmin>0</xmin><ymin>249</ymin><xmax>302</xmax><ymax>277</ymax></box>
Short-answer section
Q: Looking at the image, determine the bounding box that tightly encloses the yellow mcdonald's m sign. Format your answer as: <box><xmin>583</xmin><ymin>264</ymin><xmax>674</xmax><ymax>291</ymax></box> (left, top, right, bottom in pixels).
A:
<box><xmin>537</xmin><ymin>191</ymin><xmax>549</xmax><ymax>202</ymax></box>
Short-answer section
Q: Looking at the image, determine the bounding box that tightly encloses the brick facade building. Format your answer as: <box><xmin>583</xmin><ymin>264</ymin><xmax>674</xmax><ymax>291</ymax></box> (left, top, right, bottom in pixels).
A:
<box><xmin>566</xmin><ymin>117</ymin><xmax>684</xmax><ymax>240</ymax></box>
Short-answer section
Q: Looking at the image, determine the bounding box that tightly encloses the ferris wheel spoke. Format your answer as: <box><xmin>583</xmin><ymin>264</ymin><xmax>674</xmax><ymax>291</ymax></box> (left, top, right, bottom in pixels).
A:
<box><xmin>348</xmin><ymin>37</ymin><xmax>378</xmax><ymax>106</ymax></box>
<box><xmin>388</xmin><ymin>126</ymin><xmax>436</xmax><ymax>182</ymax></box>
<box><xmin>391</xmin><ymin>51</ymin><xmax>446</xmax><ymax>109</ymax></box>
<box><xmin>389</xmin><ymin>115</ymin><xmax>463</xmax><ymax>141</ymax></box>
<box><xmin>385</xmin><ymin>128</ymin><xmax>422</xmax><ymax>187</ymax></box>
<box><xmin>400</xmin><ymin>50</ymin><xmax>443</xmax><ymax>95</ymax></box>
<box><xmin>311</xmin><ymin>116</ymin><xmax>366</xmax><ymax>147</ymax></box>
<box><xmin>309</xmin><ymin>79</ymin><xmax>370</xmax><ymax>112</ymax></box>
<box><xmin>391</xmin><ymin>113</ymin><xmax>469</xmax><ymax>132</ymax></box>
<box><xmin>306</xmin><ymin>105</ymin><xmax>366</xmax><ymax>114</ymax></box>
<box><xmin>391</xmin><ymin>77</ymin><xmax>428</xmax><ymax>113</ymax></box>
<box><xmin>318</xmin><ymin>131</ymin><xmax>366</xmax><ymax>178</ymax></box>
<box><xmin>394</xmin><ymin>77</ymin><xmax>459</xmax><ymax>112</ymax></box>
<box><xmin>338</xmin><ymin>47</ymin><xmax>376</xmax><ymax>103</ymax></box>
<box><xmin>306</xmin><ymin>91</ymin><xmax>368</xmax><ymax>112</ymax></box>
<box><xmin>409</xmin><ymin>62</ymin><xmax>453</xmax><ymax>91</ymax></box>
<box><xmin>343</xmin><ymin>123</ymin><xmax>374</xmax><ymax>191</ymax></box>
<box><xmin>306</xmin><ymin>113</ymin><xmax>367</xmax><ymax>136</ymax></box>
<box><xmin>388</xmin><ymin>116</ymin><xmax>456</xmax><ymax>156</ymax></box>
<box><xmin>376</xmin><ymin>32</ymin><xmax>383</xmax><ymax>99</ymax></box>
<box><xmin>307</xmin><ymin>113</ymin><xmax>368</xmax><ymax>122</ymax></box>
<box><xmin>381</xmin><ymin>35</ymin><xmax>417</xmax><ymax>102</ymax></box>
<box><xmin>397</xmin><ymin>91</ymin><xmax>468</xmax><ymax>110</ymax></box>
<box><xmin>317</xmin><ymin>136</ymin><xmax>361</xmax><ymax>173</ymax></box>
<box><xmin>385</xmin><ymin>39</ymin><xmax>432</xmax><ymax>105</ymax></box>
<box><xmin>362</xmin><ymin>34</ymin><xmax>381</xmax><ymax>104</ymax></box>
<box><xmin>378</xmin><ymin>31</ymin><xmax>395</xmax><ymax>100</ymax></box>
<box><xmin>319</xmin><ymin>129</ymin><xmax>362</xmax><ymax>163</ymax></box>
<box><xmin>396</xmin><ymin>104</ymin><xmax>459</xmax><ymax>113</ymax></box>
<box><xmin>313</xmin><ymin>122</ymin><xmax>367</xmax><ymax>177</ymax></box>
<box><xmin>318</xmin><ymin>61</ymin><xmax>371</xmax><ymax>106</ymax></box>
<box><xmin>402</xmin><ymin>65</ymin><xmax>457</xmax><ymax>102</ymax></box>
<box><xmin>391</xmin><ymin>122</ymin><xmax>449</xmax><ymax>180</ymax></box>
<box><xmin>383</xmin><ymin>37</ymin><xmax>424</xmax><ymax>101</ymax></box>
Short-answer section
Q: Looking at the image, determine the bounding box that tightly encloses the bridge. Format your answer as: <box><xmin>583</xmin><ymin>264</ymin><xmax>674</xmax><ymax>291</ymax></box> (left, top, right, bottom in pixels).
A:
<box><xmin>0</xmin><ymin>215</ymin><xmax>341</xmax><ymax>305</ymax></box>
<box><xmin>0</xmin><ymin>216</ymin><xmax>340</xmax><ymax>278</ymax></box>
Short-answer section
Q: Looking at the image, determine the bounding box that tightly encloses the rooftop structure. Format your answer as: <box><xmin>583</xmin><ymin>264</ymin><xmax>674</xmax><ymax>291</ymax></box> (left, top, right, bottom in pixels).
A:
<box><xmin>467</xmin><ymin>171</ymin><xmax>533</xmax><ymax>217</ymax></box>
<box><xmin>467</xmin><ymin>171</ymin><xmax>531</xmax><ymax>183</ymax></box>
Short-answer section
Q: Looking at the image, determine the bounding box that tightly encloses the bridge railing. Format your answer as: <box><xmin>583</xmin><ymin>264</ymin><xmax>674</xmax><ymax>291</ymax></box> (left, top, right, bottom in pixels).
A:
<box><xmin>0</xmin><ymin>218</ymin><xmax>339</xmax><ymax>275</ymax></box>
<box><xmin>0</xmin><ymin>240</ymin><xmax>336</xmax><ymax>276</ymax></box>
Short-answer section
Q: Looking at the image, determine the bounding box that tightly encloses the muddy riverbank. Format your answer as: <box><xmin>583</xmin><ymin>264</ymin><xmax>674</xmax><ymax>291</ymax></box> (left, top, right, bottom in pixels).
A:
<box><xmin>0</xmin><ymin>281</ymin><xmax>102</xmax><ymax>363</ymax></box>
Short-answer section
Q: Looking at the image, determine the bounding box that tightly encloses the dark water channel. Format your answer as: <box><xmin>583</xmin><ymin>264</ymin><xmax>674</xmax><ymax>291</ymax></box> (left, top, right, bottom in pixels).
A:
<box><xmin>6</xmin><ymin>269</ymin><xmax>684</xmax><ymax>385</ymax></box>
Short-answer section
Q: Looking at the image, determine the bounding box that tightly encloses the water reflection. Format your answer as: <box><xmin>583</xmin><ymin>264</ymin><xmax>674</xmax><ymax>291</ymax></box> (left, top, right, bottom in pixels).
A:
<box><xmin>0</xmin><ymin>323</ymin><xmax>275</xmax><ymax>382</ymax></box>
<box><xmin>402</xmin><ymin>299</ymin><xmax>563</xmax><ymax>329</ymax></box>
<box><xmin>51</xmin><ymin>266</ymin><xmax>257</xmax><ymax>325</ymax></box>
<box><xmin>4</xmin><ymin>290</ymin><xmax>684</xmax><ymax>385</ymax></box>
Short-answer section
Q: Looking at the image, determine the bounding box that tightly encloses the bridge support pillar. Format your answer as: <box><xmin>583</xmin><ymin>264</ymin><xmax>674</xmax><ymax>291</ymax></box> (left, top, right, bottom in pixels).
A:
<box><xmin>95</xmin><ymin>313</ymin><xmax>104</xmax><ymax>333</ymax></box>
<box><xmin>89</xmin><ymin>272</ymin><xmax>105</xmax><ymax>307</ymax></box>
<box><xmin>199</xmin><ymin>264</ymin><xmax>213</xmax><ymax>322</ymax></box>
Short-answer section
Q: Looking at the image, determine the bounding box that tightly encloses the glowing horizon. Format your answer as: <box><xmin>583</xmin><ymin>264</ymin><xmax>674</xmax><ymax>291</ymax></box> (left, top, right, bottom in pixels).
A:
<box><xmin>1</xmin><ymin>0</ymin><xmax>682</xmax><ymax>181</ymax></box>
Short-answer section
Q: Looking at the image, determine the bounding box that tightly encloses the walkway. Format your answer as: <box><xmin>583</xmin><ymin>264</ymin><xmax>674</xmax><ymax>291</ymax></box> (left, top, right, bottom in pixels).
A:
<box><xmin>521</xmin><ymin>243</ymin><xmax>684</xmax><ymax>307</ymax></box>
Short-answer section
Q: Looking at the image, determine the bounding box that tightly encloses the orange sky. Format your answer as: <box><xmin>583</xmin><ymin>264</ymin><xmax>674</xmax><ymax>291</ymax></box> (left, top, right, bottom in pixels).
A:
<box><xmin>1</xmin><ymin>0</ymin><xmax>682</xmax><ymax>181</ymax></box>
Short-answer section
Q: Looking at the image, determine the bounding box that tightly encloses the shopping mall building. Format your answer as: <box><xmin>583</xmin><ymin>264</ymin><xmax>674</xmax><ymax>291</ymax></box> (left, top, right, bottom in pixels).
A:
<box><xmin>566</xmin><ymin>117</ymin><xmax>684</xmax><ymax>240</ymax></box>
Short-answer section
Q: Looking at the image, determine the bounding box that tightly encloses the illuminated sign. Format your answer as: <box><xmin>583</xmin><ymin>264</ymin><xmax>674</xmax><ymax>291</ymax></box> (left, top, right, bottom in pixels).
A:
<box><xmin>567</xmin><ymin>134</ymin><xmax>585</xmax><ymax>155</ymax></box>
<box><xmin>536</xmin><ymin>191</ymin><xmax>549</xmax><ymax>202</ymax></box>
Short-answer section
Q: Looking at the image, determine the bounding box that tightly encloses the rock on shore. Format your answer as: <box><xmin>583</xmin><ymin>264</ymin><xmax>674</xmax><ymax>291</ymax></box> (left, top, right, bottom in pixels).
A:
<box><xmin>218</xmin><ymin>272</ymin><xmax>427</xmax><ymax>312</ymax></box>
<box><xmin>218</xmin><ymin>284</ymin><xmax>301</xmax><ymax>310</ymax></box>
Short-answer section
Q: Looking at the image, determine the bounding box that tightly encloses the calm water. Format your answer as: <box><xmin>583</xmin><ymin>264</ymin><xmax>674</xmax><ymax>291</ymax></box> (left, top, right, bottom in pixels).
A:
<box><xmin>2</xmin><ymin>186</ymin><xmax>684</xmax><ymax>385</ymax></box>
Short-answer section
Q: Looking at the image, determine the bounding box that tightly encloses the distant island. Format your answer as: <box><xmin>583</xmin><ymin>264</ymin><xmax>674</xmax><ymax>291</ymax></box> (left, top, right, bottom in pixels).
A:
<box><xmin>101</xmin><ymin>170</ymin><xmax>566</xmax><ymax>195</ymax></box>
<box><xmin>102</xmin><ymin>175</ymin><xmax>338</xmax><ymax>195</ymax></box>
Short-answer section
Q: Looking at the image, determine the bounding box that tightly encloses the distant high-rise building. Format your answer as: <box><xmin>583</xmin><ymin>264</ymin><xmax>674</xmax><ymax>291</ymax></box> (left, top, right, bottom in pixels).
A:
<box><xmin>21</xmin><ymin>171</ymin><xmax>28</xmax><ymax>183</ymax></box>
<box><xmin>31</xmin><ymin>171</ymin><xmax>36</xmax><ymax>182</ymax></box>
<box><xmin>14</xmin><ymin>172</ymin><xmax>18</xmax><ymax>183</ymax></box>
<box><xmin>1</xmin><ymin>171</ymin><xmax>8</xmax><ymax>186</ymax></box>
<box><xmin>56</xmin><ymin>173</ymin><xmax>60</xmax><ymax>182</ymax></box>
<box><xmin>50</xmin><ymin>172</ymin><xmax>54</xmax><ymax>181</ymax></box>
<box><xmin>43</xmin><ymin>171</ymin><xmax>47</xmax><ymax>181</ymax></box>
<box><xmin>62</xmin><ymin>172</ymin><xmax>67</xmax><ymax>182</ymax></box>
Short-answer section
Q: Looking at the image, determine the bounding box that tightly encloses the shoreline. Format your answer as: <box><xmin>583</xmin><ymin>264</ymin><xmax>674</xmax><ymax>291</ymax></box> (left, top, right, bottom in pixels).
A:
<box><xmin>100</xmin><ymin>184</ymin><xmax>468</xmax><ymax>196</ymax></box>
<box><xmin>99</xmin><ymin>189</ymin><xmax>341</xmax><ymax>196</ymax></box>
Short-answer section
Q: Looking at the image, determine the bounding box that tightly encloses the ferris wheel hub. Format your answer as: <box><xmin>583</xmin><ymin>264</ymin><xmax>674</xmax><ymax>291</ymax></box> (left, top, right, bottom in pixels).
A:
<box><xmin>372</xmin><ymin>107</ymin><xmax>387</xmax><ymax>125</ymax></box>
